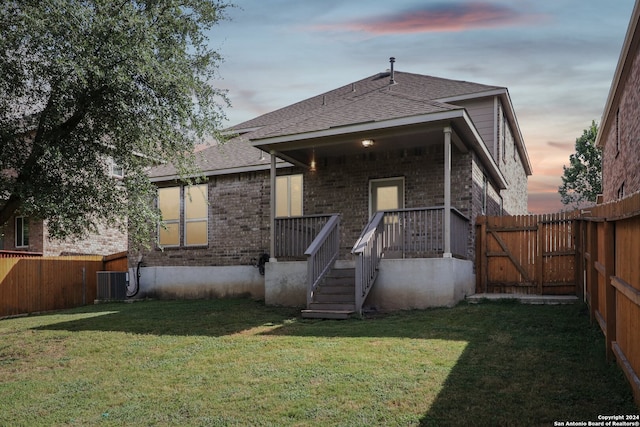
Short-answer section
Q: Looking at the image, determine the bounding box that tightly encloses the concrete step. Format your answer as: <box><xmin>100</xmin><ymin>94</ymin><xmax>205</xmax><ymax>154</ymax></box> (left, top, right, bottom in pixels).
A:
<box><xmin>301</xmin><ymin>309</ymin><xmax>354</xmax><ymax>320</ymax></box>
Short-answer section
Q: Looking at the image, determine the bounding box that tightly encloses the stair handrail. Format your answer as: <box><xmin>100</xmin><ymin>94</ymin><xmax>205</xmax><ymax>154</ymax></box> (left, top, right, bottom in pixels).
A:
<box><xmin>351</xmin><ymin>211</ymin><xmax>385</xmax><ymax>315</ymax></box>
<box><xmin>304</xmin><ymin>214</ymin><xmax>341</xmax><ymax>308</ymax></box>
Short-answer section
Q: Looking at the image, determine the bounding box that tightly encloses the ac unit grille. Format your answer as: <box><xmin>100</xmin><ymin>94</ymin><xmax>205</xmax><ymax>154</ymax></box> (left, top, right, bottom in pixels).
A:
<box><xmin>96</xmin><ymin>272</ymin><xmax>128</xmax><ymax>301</ymax></box>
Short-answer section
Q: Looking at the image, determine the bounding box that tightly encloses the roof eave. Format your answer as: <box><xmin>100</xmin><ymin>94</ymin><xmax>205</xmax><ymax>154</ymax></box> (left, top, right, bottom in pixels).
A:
<box><xmin>250</xmin><ymin>109</ymin><xmax>466</xmax><ymax>147</ymax></box>
<box><xmin>250</xmin><ymin>108</ymin><xmax>508</xmax><ymax>190</ymax></box>
<box><xmin>149</xmin><ymin>162</ymin><xmax>292</xmax><ymax>183</ymax></box>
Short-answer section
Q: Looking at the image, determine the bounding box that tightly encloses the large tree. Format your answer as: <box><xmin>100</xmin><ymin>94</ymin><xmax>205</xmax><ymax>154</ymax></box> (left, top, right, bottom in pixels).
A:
<box><xmin>0</xmin><ymin>0</ymin><xmax>230</xmax><ymax>247</ymax></box>
<box><xmin>558</xmin><ymin>121</ymin><xmax>602</xmax><ymax>210</ymax></box>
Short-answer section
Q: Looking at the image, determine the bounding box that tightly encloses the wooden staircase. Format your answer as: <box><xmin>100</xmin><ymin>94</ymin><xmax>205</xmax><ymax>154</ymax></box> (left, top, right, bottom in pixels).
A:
<box><xmin>301</xmin><ymin>263</ymin><xmax>356</xmax><ymax>319</ymax></box>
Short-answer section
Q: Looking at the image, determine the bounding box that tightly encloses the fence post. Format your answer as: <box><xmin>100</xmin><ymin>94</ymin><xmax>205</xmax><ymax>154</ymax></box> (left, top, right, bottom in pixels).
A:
<box><xmin>574</xmin><ymin>219</ymin><xmax>584</xmax><ymax>300</ymax></box>
<box><xmin>587</xmin><ymin>221</ymin><xmax>599</xmax><ymax>323</ymax></box>
<box><xmin>82</xmin><ymin>267</ymin><xmax>86</xmax><ymax>305</ymax></box>
<box><xmin>603</xmin><ymin>220</ymin><xmax>616</xmax><ymax>362</ymax></box>
<box><xmin>536</xmin><ymin>214</ymin><xmax>544</xmax><ymax>294</ymax></box>
<box><xmin>476</xmin><ymin>216</ymin><xmax>487</xmax><ymax>293</ymax></box>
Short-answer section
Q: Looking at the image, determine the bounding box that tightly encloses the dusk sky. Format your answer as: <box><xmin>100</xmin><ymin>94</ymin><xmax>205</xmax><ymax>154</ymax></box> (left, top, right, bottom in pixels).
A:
<box><xmin>208</xmin><ymin>0</ymin><xmax>636</xmax><ymax>213</ymax></box>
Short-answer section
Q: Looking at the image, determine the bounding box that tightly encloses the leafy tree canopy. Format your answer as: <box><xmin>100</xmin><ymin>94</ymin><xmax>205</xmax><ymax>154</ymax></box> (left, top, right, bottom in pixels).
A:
<box><xmin>0</xmin><ymin>0</ymin><xmax>230</xmax><ymax>247</ymax></box>
<box><xmin>558</xmin><ymin>121</ymin><xmax>602</xmax><ymax>210</ymax></box>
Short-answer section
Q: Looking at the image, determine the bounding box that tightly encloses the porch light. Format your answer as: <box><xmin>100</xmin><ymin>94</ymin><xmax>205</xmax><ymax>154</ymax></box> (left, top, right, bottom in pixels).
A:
<box><xmin>361</xmin><ymin>139</ymin><xmax>374</xmax><ymax>148</ymax></box>
<box><xmin>309</xmin><ymin>148</ymin><xmax>316</xmax><ymax>172</ymax></box>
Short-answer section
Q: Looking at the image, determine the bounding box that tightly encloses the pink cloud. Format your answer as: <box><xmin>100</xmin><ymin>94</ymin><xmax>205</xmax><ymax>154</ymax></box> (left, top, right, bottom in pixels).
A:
<box><xmin>313</xmin><ymin>3</ymin><xmax>547</xmax><ymax>35</ymax></box>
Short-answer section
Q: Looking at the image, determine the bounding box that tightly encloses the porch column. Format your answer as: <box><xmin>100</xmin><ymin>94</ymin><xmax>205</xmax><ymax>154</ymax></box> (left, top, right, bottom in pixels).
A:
<box><xmin>270</xmin><ymin>151</ymin><xmax>277</xmax><ymax>261</ymax></box>
<box><xmin>443</xmin><ymin>126</ymin><xmax>452</xmax><ymax>258</ymax></box>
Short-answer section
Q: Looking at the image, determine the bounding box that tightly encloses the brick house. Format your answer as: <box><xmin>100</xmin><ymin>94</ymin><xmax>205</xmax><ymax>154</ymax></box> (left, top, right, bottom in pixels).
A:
<box><xmin>0</xmin><ymin>216</ymin><xmax>126</xmax><ymax>256</ymax></box>
<box><xmin>596</xmin><ymin>0</ymin><xmax>640</xmax><ymax>202</ymax></box>
<box><xmin>0</xmin><ymin>160</ymin><xmax>127</xmax><ymax>256</ymax></box>
<box><xmin>135</xmin><ymin>63</ymin><xmax>531</xmax><ymax>316</ymax></box>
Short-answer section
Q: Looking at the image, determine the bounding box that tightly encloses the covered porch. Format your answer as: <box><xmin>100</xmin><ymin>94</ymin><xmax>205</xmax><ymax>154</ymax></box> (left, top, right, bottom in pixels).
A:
<box><xmin>252</xmin><ymin>113</ymin><xmax>504</xmax><ymax>317</ymax></box>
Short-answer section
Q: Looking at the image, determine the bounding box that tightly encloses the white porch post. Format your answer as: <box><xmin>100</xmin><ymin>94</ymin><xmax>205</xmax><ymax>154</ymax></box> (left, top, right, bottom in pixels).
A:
<box><xmin>269</xmin><ymin>151</ymin><xmax>277</xmax><ymax>261</ymax></box>
<box><xmin>443</xmin><ymin>126</ymin><xmax>452</xmax><ymax>258</ymax></box>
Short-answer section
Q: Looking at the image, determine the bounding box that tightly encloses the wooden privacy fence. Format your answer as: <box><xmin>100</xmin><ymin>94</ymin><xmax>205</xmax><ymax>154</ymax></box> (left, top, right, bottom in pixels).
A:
<box><xmin>477</xmin><ymin>194</ymin><xmax>640</xmax><ymax>406</ymax></box>
<box><xmin>476</xmin><ymin>212</ymin><xmax>579</xmax><ymax>295</ymax></box>
<box><xmin>0</xmin><ymin>251</ymin><xmax>128</xmax><ymax>318</ymax></box>
<box><xmin>576</xmin><ymin>193</ymin><xmax>640</xmax><ymax>406</ymax></box>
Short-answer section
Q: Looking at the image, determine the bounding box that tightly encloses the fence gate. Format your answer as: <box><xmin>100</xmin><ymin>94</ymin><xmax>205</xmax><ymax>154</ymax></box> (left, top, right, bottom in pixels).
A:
<box><xmin>476</xmin><ymin>212</ymin><xmax>578</xmax><ymax>295</ymax></box>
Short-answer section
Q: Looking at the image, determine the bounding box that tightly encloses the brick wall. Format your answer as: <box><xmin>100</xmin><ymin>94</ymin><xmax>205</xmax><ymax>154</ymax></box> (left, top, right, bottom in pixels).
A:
<box><xmin>499</xmin><ymin>107</ymin><xmax>529</xmax><ymax>215</ymax></box>
<box><xmin>137</xmin><ymin>144</ymin><xmax>479</xmax><ymax>266</ymax></box>
<box><xmin>0</xmin><ymin>215</ymin><xmax>125</xmax><ymax>256</ymax></box>
<box><xmin>1</xmin><ymin>217</ymin><xmax>44</xmax><ymax>253</ymax></box>
<box><xmin>136</xmin><ymin>133</ymin><xmax>530</xmax><ymax>267</ymax></box>
<box><xmin>43</xmin><ymin>220</ymin><xmax>127</xmax><ymax>256</ymax></box>
<box><xmin>300</xmin><ymin>145</ymin><xmax>474</xmax><ymax>259</ymax></box>
<box><xmin>601</xmin><ymin>39</ymin><xmax>640</xmax><ymax>202</ymax></box>
<box><xmin>139</xmin><ymin>171</ymin><xmax>271</xmax><ymax>267</ymax></box>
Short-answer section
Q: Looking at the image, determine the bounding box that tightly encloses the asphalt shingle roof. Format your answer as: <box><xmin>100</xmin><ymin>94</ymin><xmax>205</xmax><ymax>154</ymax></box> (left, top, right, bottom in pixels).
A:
<box><xmin>150</xmin><ymin>71</ymin><xmax>503</xmax><ymax>179</ymax></box>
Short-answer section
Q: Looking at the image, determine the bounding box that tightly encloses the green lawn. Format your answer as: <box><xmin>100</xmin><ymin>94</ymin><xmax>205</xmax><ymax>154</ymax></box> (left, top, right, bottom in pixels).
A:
<box><xmin>0</xmin><ymin>299</ymin><xmax>636</xmax><ymax>426</ymax></box>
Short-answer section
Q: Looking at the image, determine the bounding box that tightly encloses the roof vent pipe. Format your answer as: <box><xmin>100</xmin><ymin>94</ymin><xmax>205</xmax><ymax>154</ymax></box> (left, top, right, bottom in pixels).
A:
<box><xmin>389</xmin><ymin>57</ymin><xmax>396</xmax><ymax>84</ymax></box>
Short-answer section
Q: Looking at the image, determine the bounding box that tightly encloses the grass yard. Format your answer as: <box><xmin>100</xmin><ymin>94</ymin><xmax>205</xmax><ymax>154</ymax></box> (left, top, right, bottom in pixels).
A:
<box><xmin>0</xmin><ymin>298</ymin><xmax>637</xmax><ymax>426</ymax></box>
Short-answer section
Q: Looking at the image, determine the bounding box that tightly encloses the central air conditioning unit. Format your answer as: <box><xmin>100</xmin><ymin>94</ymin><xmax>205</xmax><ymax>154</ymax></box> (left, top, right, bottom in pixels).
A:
<box><xmin>96</xmin><ymin>271</ymin><xmax>129</xmax><ymax>301</ymax></box>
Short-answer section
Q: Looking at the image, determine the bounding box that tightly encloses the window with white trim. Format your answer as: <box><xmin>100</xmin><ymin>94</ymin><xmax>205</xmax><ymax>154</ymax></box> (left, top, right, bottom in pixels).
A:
<box><xmin>184</xmin><ymin>184</ymin><xmax>208</xmax><ymax>246</ymax></box>
<box><xmin>15</xmin><ymin>216</ymin><xmax>29</xmax><ymax>248</ymax></box>
<box><xmin>275</xmin><ymin>175</ymin><xmax>303</xmax><ymax>217</ymax></box>
<box><xmin>110</xmin><ymin>159</ymin><xmax>124</xmax><ymax>178</ymax></box>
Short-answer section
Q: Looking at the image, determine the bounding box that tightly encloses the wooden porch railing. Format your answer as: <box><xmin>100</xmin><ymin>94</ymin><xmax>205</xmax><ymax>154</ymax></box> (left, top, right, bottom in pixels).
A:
<box><xmin>352</xmin><ymin>206</ymin><xmax>470</xmax><ymax>314</ymax></box>
<box><xmin>381</xmin><ymin>207</ymin><xmax>469</xmax><ymax>258</ymax></box>
<box><xmin>304</xmin><ymin>215</ymin><xmax>341</xmax><ymax>308</ymax></box>
<box><xmin>274</xmin><ymin>214</ymin><xmax>336</xmax><ymax>259</ymax></box>
<box><xmin>352</xmin><ymin>212</ymin><xmax>385</xmax><ymax>315</ymax></box>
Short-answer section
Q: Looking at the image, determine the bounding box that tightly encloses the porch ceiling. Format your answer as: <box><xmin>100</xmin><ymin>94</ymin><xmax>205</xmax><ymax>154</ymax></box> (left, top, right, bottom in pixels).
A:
<box><xmin>251</xmin><ymin>112</ymin><xmax>472</xmax><ymax>166</ymax></box>
<box><xmin>252</xmin><ymin>109</ymin><xmax>508</xmax><ymax>190</ymax></box>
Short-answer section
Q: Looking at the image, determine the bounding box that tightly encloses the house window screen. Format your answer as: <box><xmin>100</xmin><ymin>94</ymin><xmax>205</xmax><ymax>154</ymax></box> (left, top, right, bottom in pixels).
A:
<box><xmin>185</xmin><ymin>184</ymin><xmax>208</xmax><ymax>246</ymax></box>
<box><xmin>158</xmin><ymin>187</ymin><xmax>180</xmax><ymax>247</ymax></box>
<box><xmin>15</xmin><ymin>216</ymin><xmax>29</xmax><ymax>248</ymax></box>
<box><xmin>276</xmin><ymin>175</ymin><xmax>303</xmax><ymax>217</ymax></box>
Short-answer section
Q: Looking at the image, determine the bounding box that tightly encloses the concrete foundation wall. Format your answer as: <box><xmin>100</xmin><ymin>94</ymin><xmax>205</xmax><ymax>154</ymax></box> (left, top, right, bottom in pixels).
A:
<box><xmin>264</xmin><ymin>261</ymin><xmax>307</xmax><ymax>307</ymax></box>
<box><xmin>367</xmin><ymin>258</ymin><xmax>474</xmax><ymax>310</ymax></box>
<box><xmin>133</xmin><ymin>266</ymin><xmax>264</xmax><ymax>300</ymax></box>
<box><xmin>263</xmin><ymin>258</ymin><xmax>475</xmax><ymax>310</ymax></box>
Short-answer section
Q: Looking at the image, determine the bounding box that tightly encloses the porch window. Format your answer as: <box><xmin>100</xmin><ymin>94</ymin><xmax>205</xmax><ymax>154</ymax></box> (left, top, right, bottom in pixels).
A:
<box><xmin>276</xmin><ymin>175</ymin><xmax>303</xmax><ymax>217</ymax></box>
<box><xmin>158</xmin><ymin>187</ymin><xmax>180</xmax><ymax>247</ymax></box>
<box><xmin>185</xmin><ymin>184</ymin><xmax>208</xmax><ymax>246</ymax></box>
<box><xmin>15</xmin><ymin>216</ymin><xmax>29</xmax><ymax>248</ymax></box>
